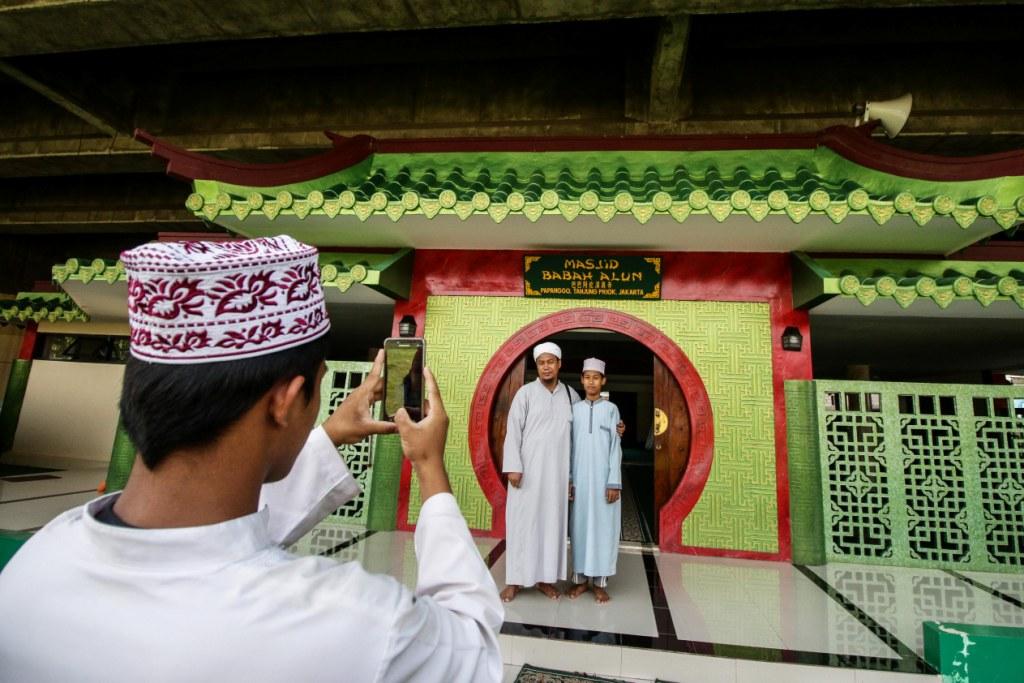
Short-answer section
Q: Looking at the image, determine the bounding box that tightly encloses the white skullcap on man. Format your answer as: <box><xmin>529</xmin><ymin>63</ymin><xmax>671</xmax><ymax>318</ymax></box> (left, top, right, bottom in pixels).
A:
<box><xmin>582</xmin><ymin>357</ymin><xmax>606</xmax><ymax>375</ymax></box>
<box><xmin>121</xmin><ymin>235</ymin><xmax>329</xmax><ymax>364</ymax></box>
<box><xmin>533</xmin><ymin>342</ymin><xmax>561</xmax><ymax>361</ymax></box>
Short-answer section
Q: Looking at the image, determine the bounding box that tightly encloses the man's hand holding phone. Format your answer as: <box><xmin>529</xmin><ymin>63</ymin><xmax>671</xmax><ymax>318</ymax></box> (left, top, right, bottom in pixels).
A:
<box><xmin>323</xmin><ymin>350</ymin><xmax>398</xmax><ymax>446</ymax></box>
<box><xmin>395</xmin><ymin>366</ymin><xmax>452</xmax><ymax>501</ymax></box>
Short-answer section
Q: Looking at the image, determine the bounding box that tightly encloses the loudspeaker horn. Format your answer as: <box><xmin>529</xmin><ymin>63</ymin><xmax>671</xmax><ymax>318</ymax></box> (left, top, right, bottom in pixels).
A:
<box><xmin>863</xmin><ymin>93</ymin><xmax>913</xmax><ymax>138</ymax></box>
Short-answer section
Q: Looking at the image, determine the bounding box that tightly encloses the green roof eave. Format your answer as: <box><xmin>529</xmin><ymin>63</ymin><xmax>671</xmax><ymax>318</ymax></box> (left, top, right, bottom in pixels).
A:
<box><xmin>0</xmin><ymin>292</ymin><xmax>88</xmax><ymax>324</ymax></box>
<box><xmin>46</xmin><ymin>249</ymin><xmax>411</xmax><ymax>316</ymax></box>
<box><xmin>318</xmin><ymin>248</ymin><xmax>413</xmax><ymax>300</ymax></box>
<box><xmin>792</xmin><ymin>253</ymin><xmax>1024</xmax><ymax>310</ymax></box>
<box><xmin>184</xmin><ymin>147</ymin><xmax>1024</xmax><ymax>231</ymax></box>
<box><xmin>52</xmin><ymin>258</ymin><xmax>125</xmax><ymax>285</ymax></box>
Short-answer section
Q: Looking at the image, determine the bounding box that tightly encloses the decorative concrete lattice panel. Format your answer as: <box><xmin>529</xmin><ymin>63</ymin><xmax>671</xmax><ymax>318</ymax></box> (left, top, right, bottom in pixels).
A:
<box><xmin>317</xmin><ymin>361</ymin><xmax>378</xmax><ymax>525</ymax></box>
<box><xmin>411</xmin><ymin>296</ymin><xmax>777</xmax><ymax>554</ymax></box>
<box><xmin>974</xmin><ymin>398</ymin><xmax>1024</xmax><ymax>567</ymax></box>
<box><xmin>823</xmin><ymin>409</ymin><xmax>892</xmax><ymax>559</ymax></box>
<box><xmin>817</xmin><ymin>381</ymin><xmax>1024</xmax><ymax>571</ymax></box>
<box><xmin>900</xmin><ymin>414</ymin><xmax>970</xmax><ymax>565</ymax></box>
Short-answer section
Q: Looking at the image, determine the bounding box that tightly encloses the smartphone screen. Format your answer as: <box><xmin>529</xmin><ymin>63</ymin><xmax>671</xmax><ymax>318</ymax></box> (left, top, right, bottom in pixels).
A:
<box><xmin>383</xmin><ymin>337</ymin><xmax>425</xmax><ymax>422</ymax></box>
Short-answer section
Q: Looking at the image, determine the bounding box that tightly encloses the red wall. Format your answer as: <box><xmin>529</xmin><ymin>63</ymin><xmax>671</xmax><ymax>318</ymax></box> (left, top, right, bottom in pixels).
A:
<box><xmin>392</xmin><ymin>250</ymin><xmax>813</xmax><ymax>560</ymax></box>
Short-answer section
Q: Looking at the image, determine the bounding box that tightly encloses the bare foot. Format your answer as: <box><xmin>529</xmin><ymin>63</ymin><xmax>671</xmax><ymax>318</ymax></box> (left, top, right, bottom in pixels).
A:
<box><xmin>593</xmin><ymin>586</ymin><xmax>611</xmax><ymax>603</ymax></box>
<box><xmin>500</xmin><ymin>585</ymin><xmax>520</xmax><ymax>603</ymax></box>
<box><xmin>536</xmin><ymin>582</ymin><xmax>561</xmax><ymax>600</ymax></box>
<box><xmin>567</xmin><ymin>583</ymin><xmax>589</xmax><ymax>599</ymax></box>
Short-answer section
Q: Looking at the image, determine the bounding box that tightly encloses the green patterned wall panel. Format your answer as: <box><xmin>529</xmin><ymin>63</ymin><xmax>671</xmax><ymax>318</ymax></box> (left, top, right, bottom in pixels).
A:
<box><xmin>816</xmin><ymin>381</ymin><xmax>1024</xmax><ymax>571</ymax></box>
<box><xmin>366</xmin><ymin>434</ymin><xmax>401</xmax><ymax>531</ymax></box>
<box><xmin>785</xmin><ymin>380</ymin><xmax>825</xmax><ymax>565</ymax></box>
<box><xmin>317</xmin><ymin>361</ymin><xmax>378</xmax><ymax>526</ymax></box>
<box><xmin>409</xmin><ymin>296</ymin><xmax>778</xmax><ymax>554</ymax></box>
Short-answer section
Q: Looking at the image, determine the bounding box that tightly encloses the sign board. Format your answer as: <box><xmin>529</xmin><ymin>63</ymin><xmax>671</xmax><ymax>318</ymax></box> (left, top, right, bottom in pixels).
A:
<box><xmin>524</xmin><ymin>255</ymin><xmax>661</xmax><ymax>300</ymax></box>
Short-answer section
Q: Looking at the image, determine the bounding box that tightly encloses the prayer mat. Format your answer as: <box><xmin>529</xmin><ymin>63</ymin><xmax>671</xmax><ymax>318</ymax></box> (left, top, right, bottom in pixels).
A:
<box><xmin>514</xmin><ymin>663</ymin><xmax>626</xmax><ymax>683</ymax></box>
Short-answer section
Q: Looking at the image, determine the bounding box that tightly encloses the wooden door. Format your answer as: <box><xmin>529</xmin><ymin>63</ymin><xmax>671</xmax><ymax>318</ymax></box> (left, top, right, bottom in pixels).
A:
<box><xmin>653</xmin><ymin>355</ymin><xmax>690</xmax><ymax>541</ymax></box>
<box><xmin>490</xmin><ymin>354</ymin><xmax>527</xmax><ymax>483</ymax></box>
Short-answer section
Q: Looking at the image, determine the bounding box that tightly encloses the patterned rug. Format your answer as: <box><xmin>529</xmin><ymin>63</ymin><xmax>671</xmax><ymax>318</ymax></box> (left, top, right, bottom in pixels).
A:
<box><xmin>514</xmin><ymin>664</ymin><xmax>626</xmax><ymax>682</ymax></box>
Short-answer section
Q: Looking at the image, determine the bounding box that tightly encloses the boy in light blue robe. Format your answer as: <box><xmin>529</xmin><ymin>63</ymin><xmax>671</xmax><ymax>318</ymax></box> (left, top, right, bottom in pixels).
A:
<box><xmin>568</xmin><ymin>357</ymin><xmax>622</xmax><ymax>603</ymax></box>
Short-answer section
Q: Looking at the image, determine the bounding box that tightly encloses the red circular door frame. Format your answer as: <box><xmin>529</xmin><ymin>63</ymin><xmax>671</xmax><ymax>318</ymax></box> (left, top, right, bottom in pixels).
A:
<box><xmin>467</xmin><ymin>307</ymin><xmax>714</xmax><ymax>553</ymax></box>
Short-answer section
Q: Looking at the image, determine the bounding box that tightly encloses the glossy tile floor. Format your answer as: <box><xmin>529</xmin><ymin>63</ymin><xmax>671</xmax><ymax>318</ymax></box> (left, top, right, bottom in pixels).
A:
<box><xmin>0</xmin><ymin>465</ymin><xmax>105</xmax><ymax>531</ymax></box>
<box><xmin>287</xmin><ymin>522</ymin><xmax>964</xmax><ymax>682</ymax></box>
<box><xmin>8</xmin><ymin>475</ymin><xmax>1024</xmax><ymax>682</ymax></box>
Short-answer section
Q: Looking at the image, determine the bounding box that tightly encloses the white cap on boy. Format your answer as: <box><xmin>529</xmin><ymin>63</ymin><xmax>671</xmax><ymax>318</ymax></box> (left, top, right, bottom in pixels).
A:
<box><xmin>582</xmin><ymin>357</ymin><xmax>606</xmax><ymax>375</ymax></box>
<box><xmin>121</xmin><ymin>235</ymin><xmax>329</xmax><ymax>364</ymax></box>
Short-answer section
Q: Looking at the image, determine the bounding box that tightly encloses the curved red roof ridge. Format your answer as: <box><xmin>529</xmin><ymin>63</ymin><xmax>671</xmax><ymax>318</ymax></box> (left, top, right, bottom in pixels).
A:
<box><xmin>134</xmin><ymin>129</ymin><xmax>376</xmax><ymax>187</ymax></box>
<box><xmin>136</xmin><ymin>125</ymin><xmax>1024</xmax><ymax>187</ymax></box>
<box><xmin>819</xmin><ymin>126</ymin><xmax>1024</xmax><ymax>182</ymax></box>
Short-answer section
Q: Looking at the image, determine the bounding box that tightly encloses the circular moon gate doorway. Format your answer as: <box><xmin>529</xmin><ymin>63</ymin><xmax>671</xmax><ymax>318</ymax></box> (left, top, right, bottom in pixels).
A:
<box><xmin>467</xmin><ymin>308</ymin><xmax>714</xmax><ymax>553</ymax></box>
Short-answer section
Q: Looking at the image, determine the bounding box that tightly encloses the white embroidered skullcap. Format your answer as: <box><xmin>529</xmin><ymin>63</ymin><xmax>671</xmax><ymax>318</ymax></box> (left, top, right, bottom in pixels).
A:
<box><xmin>533</xmin><ymin>342</ymin><xmax>562</xmax><ymax>361</ymax></box>
<box><xmin>582</xmin><ymin>357</ymin><xmax>606</xmax><ymax>375</ymax></box>
<box><xmin>122</xmin><ymin>236</ymin><xmax>329</xmax><ymax>364</ymax></box>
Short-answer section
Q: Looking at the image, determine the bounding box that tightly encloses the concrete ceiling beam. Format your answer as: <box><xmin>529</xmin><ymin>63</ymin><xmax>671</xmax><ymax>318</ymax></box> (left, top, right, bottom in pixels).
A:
<box><xmin>3</xmin><ymin>112</ymin><xmax>1024</xmax><ymax>180</ymax></box>
<box><xmin>1</xmin><ymin>0</ymin><xmax>1018</xmax><ymax>58</ymax></box>
<box><xmin>0</xmin><ymin>60</ymin><xmax>133</xmax><ymax>136</ymax></box>
<box><xmin>648</xmin><ymin>15</ymin><xmax>690</xmax><ymax>122</ymax></box>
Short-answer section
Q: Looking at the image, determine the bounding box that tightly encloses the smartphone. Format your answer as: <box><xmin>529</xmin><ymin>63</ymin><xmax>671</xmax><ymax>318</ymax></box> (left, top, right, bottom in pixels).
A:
<box><xmin>383</xmin><ymin>337</ymin><xmax>426</xmax><ymax>422</ymax></box>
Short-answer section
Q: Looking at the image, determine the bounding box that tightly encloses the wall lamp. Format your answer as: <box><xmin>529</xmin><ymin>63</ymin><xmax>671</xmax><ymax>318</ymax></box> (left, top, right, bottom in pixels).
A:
<box><xmin>781</xmin><ymin>326</ymin><xmax>803</xmax><ymax>352</ymax></box>
<box><xmin>398</xmin><ymin>315</ymin><xmax>417</xmax><ymax>338</ymax></box>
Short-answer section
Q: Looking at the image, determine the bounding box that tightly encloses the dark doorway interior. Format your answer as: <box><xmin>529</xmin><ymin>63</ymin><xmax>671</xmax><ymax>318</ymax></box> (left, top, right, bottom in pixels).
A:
<box><xmin>544</xmin><ymin>329</ymin><xmax>657</xmax><ymax>544</ymax></box>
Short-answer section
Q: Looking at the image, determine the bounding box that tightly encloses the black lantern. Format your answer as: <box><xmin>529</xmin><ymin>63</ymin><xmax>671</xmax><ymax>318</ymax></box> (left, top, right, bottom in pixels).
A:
<box><xmin>781</xmin><ymin>326</ymin><xmax>803</xmax><ymax>352</ymax></box>
<box><xmin>398</xmin><ymin>315</ymin><xmax>417</xmax><ymax>338</ymax></box>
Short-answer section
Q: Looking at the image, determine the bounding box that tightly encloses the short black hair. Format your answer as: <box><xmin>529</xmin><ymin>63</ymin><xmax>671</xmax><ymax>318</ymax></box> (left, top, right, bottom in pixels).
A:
<box><xmin>120</xmin><ymin>335</ymin><xmax>329</xmax><ymax>470</ymax></box>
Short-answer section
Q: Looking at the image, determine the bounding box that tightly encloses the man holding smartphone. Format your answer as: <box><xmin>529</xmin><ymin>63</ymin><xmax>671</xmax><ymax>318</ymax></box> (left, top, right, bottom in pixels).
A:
<box><xmin>0</xmin><ymin>237</ymin><xmax>503</xmax><ymax>682</ymax></box>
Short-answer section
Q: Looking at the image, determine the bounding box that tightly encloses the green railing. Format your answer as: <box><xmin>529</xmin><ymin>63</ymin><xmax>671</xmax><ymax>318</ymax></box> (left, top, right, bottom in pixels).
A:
<box><xmin>316</xmin><ymin>361</ymin><xmax>400</xmax><ymax>531</ymax></box>
<box><xmin>787</xmin><ymin>380</ymin><xmax>1024</xmax><ymax>571</ymax></box>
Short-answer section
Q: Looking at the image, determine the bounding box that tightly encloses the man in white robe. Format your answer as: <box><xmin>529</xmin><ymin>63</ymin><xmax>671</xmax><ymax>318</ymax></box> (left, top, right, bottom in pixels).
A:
<box><xmin>501</xmin><ymin>342</ymin><xmax>578</xmax><ymax>602</ymax></box>
<box><xmin>0</xmin><ymin>237</ymin><xmax>503</xmax><ymax>682</ymax></box>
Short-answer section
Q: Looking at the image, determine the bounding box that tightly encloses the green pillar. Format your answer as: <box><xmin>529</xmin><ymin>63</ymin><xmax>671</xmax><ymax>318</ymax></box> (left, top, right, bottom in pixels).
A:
<box><xmin>785</xmin><ymin>380</ymin><xmax>825</xmax><ymax>565</ymax></box>
<box><xmin>105</xmin><ymin>417</ymin><xmax>136</xmax><ymax>492</ymax></box>
<box><xmin>0</xmin><ymin>359</ymin><xmax>31</xmax><ymax>454</ymax></box>
<box><xmin>366</xmin><ymin>434</ymin><xmax>402</xmax><ymax>531</ymax></box>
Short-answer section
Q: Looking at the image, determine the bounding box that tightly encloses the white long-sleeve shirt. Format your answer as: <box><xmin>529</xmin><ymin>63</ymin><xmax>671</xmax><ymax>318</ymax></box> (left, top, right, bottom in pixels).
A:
<box><xmin>0</xmin><ymin>427</ymin><xmax>503</xmax><ymax>682</ymax></box>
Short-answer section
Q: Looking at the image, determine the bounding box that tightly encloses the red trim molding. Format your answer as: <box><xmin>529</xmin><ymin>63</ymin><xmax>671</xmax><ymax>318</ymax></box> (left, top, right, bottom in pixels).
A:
<box><xmin>818</xmin><ymin>125</ymin><xmax>1024</xmax><ymax>181</ymax></box>
<box><xmin>134</xmin><ymin>129</ymin><xmax>375</xmax><ymax>186</ymax></box>
<box><xmin>17</xmin><ymin>322</ymin><xmax>38</xmax><ymax>360</ymax></box>
<box><xmin>466</xmin><ymin>308</ymin><xmax>715</xmax><ymax>554</ymax></box>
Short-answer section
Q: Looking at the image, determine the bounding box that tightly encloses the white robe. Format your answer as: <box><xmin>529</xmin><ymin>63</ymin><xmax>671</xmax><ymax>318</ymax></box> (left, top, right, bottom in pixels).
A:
<box><xmin>502</xmin><ymin>379</ymin><xmax>580</xmax><ymax>586</ymax></box>
<box><xmin>0</xmin><ymin>426</ymin><xmax>503</xmax><ymax>683</ymax></box>
<box><xmin>570</xmin><ymin>398</ymin><xmax>622</xmax><ymax>579</ymax></box>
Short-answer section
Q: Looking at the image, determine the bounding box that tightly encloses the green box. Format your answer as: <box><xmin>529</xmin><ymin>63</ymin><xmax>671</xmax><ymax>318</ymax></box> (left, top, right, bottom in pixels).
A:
<box><xmin>923</xmin><ymin>621</ymin><xmax>1024</xmax><ymax>682</ymax></box>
